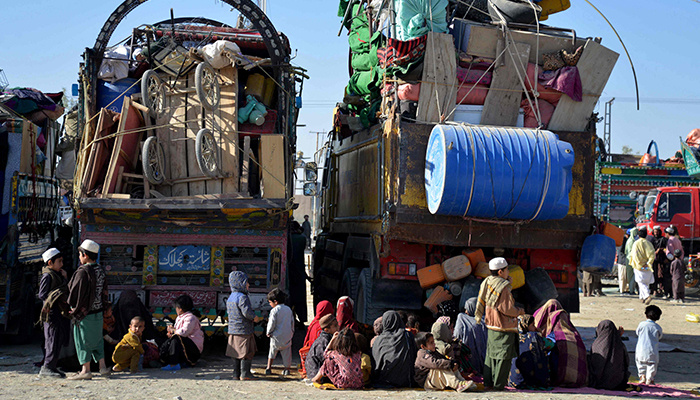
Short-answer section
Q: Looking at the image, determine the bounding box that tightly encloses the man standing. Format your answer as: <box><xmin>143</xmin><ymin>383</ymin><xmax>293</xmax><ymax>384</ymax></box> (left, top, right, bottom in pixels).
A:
<box><xmin>648</xmin><ymin>226</ymin><xmax>668</xmax><ymax>298</ymax></box>
<box><xmin>631</xmin><ymin>227</ymin><xmax>656</xmax><ymax>305</ymax></box>
<box><xmin>302</xmin><ymin>215</ymin><xmax>312</xmax><ymax>250</ymax></box>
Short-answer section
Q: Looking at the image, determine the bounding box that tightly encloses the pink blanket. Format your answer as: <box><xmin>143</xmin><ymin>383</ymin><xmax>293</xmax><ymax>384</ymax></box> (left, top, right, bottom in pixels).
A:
<box><xmin>506</xmin><ymin>384</ymin><xmax>699</xmax><ymax>398</ymax></box>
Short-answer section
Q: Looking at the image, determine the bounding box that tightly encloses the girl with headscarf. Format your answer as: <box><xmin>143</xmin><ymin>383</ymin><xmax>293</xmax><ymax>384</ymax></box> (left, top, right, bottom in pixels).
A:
<box><xmin>533</xmin><ymin>299</ymin><xmax>588</xmax><ymax>387</ymax></box>
<box><xmin>336</xmin><ymin>296</ymin><xmax>359</xmax><ymax>333</ymax></box>
<box><xmin>371</xmin><ymin>311</ymin><xmax>417</xmax><ymax>387</ymax></box>
<box><xmin>508</xmin><ymin>315</ymin><xmax>549</xmax><ymax>389</ymax></box>
<box><xmin>303</xmin><ymin>300</ymin><xmax>334</xmax><ymax>348</ymax></box>
<box><xmin>588</xmin><ymin>319</ymin><xmax>630</xmax><ymax>390</ymax></box>
<box><xmin>454</xmin><ymin>297</ymin><xmax>488</xmax><ymax>376</ymax></box>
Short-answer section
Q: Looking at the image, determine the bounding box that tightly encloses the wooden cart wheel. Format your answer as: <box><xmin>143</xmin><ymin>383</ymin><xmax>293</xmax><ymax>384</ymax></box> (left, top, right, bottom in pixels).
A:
<box><xmin>141</xmin><ymin>70</ymin><xmax>166</xmax><ymax>119</ymax></box>
<box><xmin>142</xmin><ymin>136</ymin><xmax>166</xmax><ymax>185</ymax></box>
<box><xmin>195</xmin><ymin>62</ymin><xmax>220</xmax><ymax>110</ymax></box>
<box><xmin>196</xmin><ymin>128</ymin><xmax>219</xmax><ymax>177</ymax></box>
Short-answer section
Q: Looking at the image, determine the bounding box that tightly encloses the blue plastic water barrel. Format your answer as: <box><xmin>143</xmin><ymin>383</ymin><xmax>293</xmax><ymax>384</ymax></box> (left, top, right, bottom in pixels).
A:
<box><xmin>97</xmin><ymin>78</ymin><xmax>139</xmax><ymax>113</ymax></box>
<box><xmin>580</xmin><ymin>234</ymin><xmax>616</xmax><ymax>273</ymax></box>
<box><xmin>424</xmin><ymin>125</ymin><xmax>574</xmax><ymax>220</ymax></box>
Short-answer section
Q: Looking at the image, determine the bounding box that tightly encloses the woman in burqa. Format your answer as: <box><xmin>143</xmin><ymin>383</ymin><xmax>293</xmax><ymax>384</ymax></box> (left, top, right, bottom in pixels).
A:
<box><xmin>588</xmin><ymin>319</ymin><xmax>630</xmax><ymax>390</ymax></box>
<box><xmin>108</xmin><ymin>290</ymin><xmax>161</xmax><ymax>344</ymax></box>
<box><xmin>371</xmin><ymin>310</ymin><xmax>417</xmax><ymax>387</ymax></box>
<box><xmin>453</xmin><ymin>297</ymin><xmax>488</xmax><ymax>375</ymax></box>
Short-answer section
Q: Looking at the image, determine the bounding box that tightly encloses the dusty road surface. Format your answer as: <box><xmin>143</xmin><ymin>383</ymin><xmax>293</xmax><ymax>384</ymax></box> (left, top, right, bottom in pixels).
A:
<box><xmin>1</xmin><ymin>285</ymin><xmax>699</xmax><ymax>400</ymax></box>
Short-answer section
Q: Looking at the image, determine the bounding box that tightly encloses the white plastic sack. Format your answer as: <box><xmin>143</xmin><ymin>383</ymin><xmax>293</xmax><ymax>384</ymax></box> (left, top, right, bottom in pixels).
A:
<box><xmin>98</xmin><ymin>45</ymin><xmax>130</xmax><ymax>83</ymax></box>
<box><xmin>200</xmin><ymin>40</ymin><xmax>241</xmax><ymax>69</ymax></box>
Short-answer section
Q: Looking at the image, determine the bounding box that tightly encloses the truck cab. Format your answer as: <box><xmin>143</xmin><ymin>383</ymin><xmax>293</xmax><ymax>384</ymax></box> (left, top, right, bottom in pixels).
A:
<box><xmin>638</xmin><ymin>186</ymin><xmax>700</xmax><ymax>248</ymax></box>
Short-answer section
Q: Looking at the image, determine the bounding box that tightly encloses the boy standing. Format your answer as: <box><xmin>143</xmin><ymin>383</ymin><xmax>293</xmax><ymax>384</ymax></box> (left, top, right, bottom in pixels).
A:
<box><xmin>38</xmin><ymin>248</ymin><xmax>70</xmax><ymax>378</ymax></box>
<box><xmin>636</xmin><ymin>305</ymin><xmax>663</xmax><ymax>385</ymax></box>
<box><xmin>305</xmin><ymin>314</ymin><xmax>339</xmax><ymax>382</ymax></box>
<box><xmin>414</xmin><ymin>332</ymin><xmax>475</xmax><ymax>392</ymax></box>
<box><xmin>67</xmin><ymin>239</ymin><xmax>110</xmax><ymax>380</ymax></box>
<box><xmin>475</xmin><ymin>257</ymin><xmax>524</xmax><ymax>391</ymax></box>
<box><xmin>265</xmin><ymin>288</ymin><xmax>295</xmax><ymax>376</ymax></box>
<box><xmin>669</xmin><ymin>249</ymin><xmax>686</xmax><ymax>304</ymax></box>
<box><xmin>112</xmin><ymin>316</ymin><xmax>146</xmax><ymax>373</ymax></box>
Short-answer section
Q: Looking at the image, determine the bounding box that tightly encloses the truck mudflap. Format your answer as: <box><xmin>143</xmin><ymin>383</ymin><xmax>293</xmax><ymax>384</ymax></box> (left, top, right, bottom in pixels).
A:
<box><xmin>355</xmin><ymin>268</ymin><xmax>423</xmax><ymax>325</ymax></box>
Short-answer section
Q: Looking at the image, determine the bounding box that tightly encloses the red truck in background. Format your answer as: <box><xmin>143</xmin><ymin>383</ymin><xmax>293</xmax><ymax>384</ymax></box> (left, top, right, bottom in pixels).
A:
<box><xmin>636</xmin><ymin>186</ymin><xmax>700</xmax><ymax>288</ymax></box>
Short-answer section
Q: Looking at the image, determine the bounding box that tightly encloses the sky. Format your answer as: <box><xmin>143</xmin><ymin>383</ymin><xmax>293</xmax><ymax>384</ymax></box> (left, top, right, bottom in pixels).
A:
<box><xmin>2</xmin><ymin>0</ymin><xmax>699</xmax><ymax>161</ymax></box>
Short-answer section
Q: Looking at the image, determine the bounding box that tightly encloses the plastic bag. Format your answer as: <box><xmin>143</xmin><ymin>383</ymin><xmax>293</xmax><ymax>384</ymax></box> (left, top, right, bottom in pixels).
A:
<box><xmin>395</xmin><ymin>0</ymin><xmax>449</xmax><ymax>40</ymax></box>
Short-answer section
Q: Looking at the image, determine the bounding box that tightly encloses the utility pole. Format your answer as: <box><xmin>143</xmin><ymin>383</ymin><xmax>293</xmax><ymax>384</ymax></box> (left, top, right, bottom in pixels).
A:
<box><xmin>604</xmin><ymin>98</ymin><xmax>614</xmax><ymax>161</ymax></box>
<box><xmin>308</xmin><ymin>131</ymin><xmax>326</xmax><ymax>239</ymax></box>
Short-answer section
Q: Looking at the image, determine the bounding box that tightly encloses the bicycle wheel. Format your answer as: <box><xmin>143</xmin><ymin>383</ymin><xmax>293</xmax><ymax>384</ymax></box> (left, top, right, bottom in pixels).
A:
<box><xmin>142</xmin><ymin>136</ymin><xmax>166</xmax><ymax>185</ymax></box>
<box><xmin>195</xmin><ymin>128</ymin><xmax>219</xmax><ymax>177</ymax></box>
<box><xmin>141</xmin><ymin>70</ymin><xmax>166</xmax><ymax>119</ymax></box>
<box><xmin>195</xmin><ymin>62</ymin><xmax>220</xmax><ymax>110</ymax></box>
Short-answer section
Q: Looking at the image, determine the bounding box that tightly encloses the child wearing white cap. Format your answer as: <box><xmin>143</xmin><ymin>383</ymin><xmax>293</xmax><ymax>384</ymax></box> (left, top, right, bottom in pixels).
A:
<box><xmin>67</xmin><ymin>239</ymin><xmax>110</xmax><ymax>380</ymax></box>
<box><xmin>474</xmin><ymin>257</ymin><xmax>524</xmax><ymax>391</ymax></box>
<box><xmin>37</xmin><ymin>248</ymin><xmax>70</xmax><ymax>378</ymax></box>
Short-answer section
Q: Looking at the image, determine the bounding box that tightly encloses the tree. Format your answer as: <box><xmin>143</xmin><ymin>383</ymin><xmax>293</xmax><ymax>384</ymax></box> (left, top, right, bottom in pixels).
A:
<box><xmin>621</xmin><ymin>145</ymin><xmax>638</xmax><ymax>155</ymax></box>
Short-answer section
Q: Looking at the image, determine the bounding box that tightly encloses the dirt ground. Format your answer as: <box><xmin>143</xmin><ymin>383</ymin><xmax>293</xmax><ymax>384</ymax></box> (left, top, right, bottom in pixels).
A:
<box><xmin>1</xmin><ymin>283</ymin><xmax>699</xmax><ymax>400</ymax></box>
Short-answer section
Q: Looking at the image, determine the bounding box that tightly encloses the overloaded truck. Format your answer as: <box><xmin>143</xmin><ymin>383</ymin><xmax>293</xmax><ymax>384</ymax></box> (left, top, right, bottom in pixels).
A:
<box><xmin>74</xmin><ymin>0</ymin><xmax>304</xmax><ymax>336</ymax></box>
<box><xmin>312</xmin><ymin>1</ymin><xmax>619</xmax><ymax>323</ymax></box>
<box><xmin>0</xmin><ymin>100</ymin><xmax>62</xmax><ymax>342</ymax></box>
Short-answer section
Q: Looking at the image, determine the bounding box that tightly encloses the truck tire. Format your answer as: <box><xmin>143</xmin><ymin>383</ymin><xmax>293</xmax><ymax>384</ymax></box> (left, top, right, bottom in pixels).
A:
<box><xmin>355</xmin><ymin>268</ymin><xmax>386</xmax><ymax>325</ymax></box>
<box><xmin>339</xmin><ymin>267</ymin><xmax>361</xmax><ymax>301</ymax></box>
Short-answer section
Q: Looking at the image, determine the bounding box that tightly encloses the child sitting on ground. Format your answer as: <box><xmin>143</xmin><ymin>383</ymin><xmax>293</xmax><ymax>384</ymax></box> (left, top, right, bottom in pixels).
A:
<box><xmin>112</xmin><ymin>316</ymin><xmax>145</xmax><ymax>373</ymax></box>
<box><xmin>311</xmin><ymin>327</ymin><xmax>364</xmax><ymax>389</ymax></box>
<box><xmin>265</xmin><ymin>288</ymin><xmax>294</xmax><ymax>376</ymax></box>
<box><xmin>414</xmin><ymin>332</ymin><xmax>475</xmax><ymax>392</ymax></box>
<box><xmin>305</xmin><ymin>314</ymin><xmax>339</xmax><ymax>383</ymax></box>
<box><xmin>635</xmin><ymin>305</ymin><xmax>663</xmax><ymax>385</ymax></box>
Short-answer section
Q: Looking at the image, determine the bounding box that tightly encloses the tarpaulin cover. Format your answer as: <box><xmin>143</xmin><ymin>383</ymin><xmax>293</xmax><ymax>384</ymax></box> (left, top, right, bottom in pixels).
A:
<box><xmin>395</xmin><ymin>0</ymin><xmax>449</xmax><ymax>40</ymax></box>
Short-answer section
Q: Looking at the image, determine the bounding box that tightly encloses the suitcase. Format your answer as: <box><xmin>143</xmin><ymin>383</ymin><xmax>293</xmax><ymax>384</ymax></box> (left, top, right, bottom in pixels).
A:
<box><xmin>417</xmin><ymin>264</ymin><xmax>446</xmax><ymax>288</ymax></box>
<box><xmin>463</xmin><ymin>249</ymin><xmax>486</xmax><ymax>267</ymax></box>
<box><xmin>473</xmin><ymin>261</ymin><xmax>491</xmax><ymax>278</ymax></box>
<box><xmin>424</xmin><ymin>286</ymin><xmax>453</xmax><ymax>315</ymax></box>
<box><xmin>508</xmin><ymin>265</ymin><xmax>525</xmax><ymax>289</ymax></box>
<box><xmin>442</xmin><ymin>255</ymin><xmax>471</xmax><ymax>281</ymax></box>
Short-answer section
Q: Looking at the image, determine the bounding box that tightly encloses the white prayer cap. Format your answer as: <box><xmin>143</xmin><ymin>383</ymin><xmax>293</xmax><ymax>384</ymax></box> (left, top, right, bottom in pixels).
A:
<box><xmin>489</xmin><ymin>257</ymin><xmax>508</xmax><ymax>271</ymax></box>
<box><xmin>79</xmin><ymin>239</ymin><xmax>100</xmax><ymax>254</ymax></box>
<box><xmin>653</xmin><ymin>225</ymin><xmax>662</xmax><ymax>230</ymax></box>
<box><xmin>42</xmin><ymin>248</ymin><xmax>61</xmax><ymax>263</ymax></box>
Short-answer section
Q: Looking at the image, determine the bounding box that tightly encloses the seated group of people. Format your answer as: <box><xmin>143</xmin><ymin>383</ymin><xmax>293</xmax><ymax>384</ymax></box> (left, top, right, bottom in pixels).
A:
<box><xmin>302</xmin><ymin>296</ymin><xmax>633</xmax><ymax>392</ymax></box>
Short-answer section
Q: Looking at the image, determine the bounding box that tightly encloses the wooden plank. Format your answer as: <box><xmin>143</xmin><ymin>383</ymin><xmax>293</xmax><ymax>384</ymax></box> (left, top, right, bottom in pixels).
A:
<box><xmin>481</xmin><ymin>41</ymin><xmax>531</xmax><ymax>126</ymax></box>
<box><xmin>240</xmin><ymin>135</ymin><xmax>250</xmax><ymax>196</ymax></box>
<box><xmin>218</xmin><ymin>66</ymin><xmax>239</xmax><ymax>194</ymax></box>
<box><xmin>19</xmin><ymin>122</ymin><xmax>36</xmax><ymax>174</ymax></box>
<box><xmin>83</xmin><ymin>109</ymin><xmax>118</xmax><ymax>193</ymax></box>
<box><xmin>416</xmin><ymin>32</ymin><xmax>458</xmax><ymax>123</ymax></box>
<box><xmin>115</xmin><ymin>166</ymin><xmax>125</xmax><ymax>193</ymax></box>
<box><xmin>548</xmin><ymin>39</ymin><xmax>619</xmax><ymax>131</ymax></box>
<box><xmin>103</xmin><ymin>97</ymin><xmax>145</xmax><ymax>195</ymax></box>
<box><xmin>185</xmin><ymin>71</ymin><xmax>205</xmax><ymax>195</ymax></box>
<box><xmin>464</xmin><ymin>22</ymin><xmax>587</xmax><ymax>65</ymax></box>
<box><xmin>259</xmin><ymin>135</ymin><xmax>286</xmax><ymax>199</ymax></box>
<box><xmin>169</xmin><ymin>76</ymin><xmax>189</xmax><ymax>196</ymax></box>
